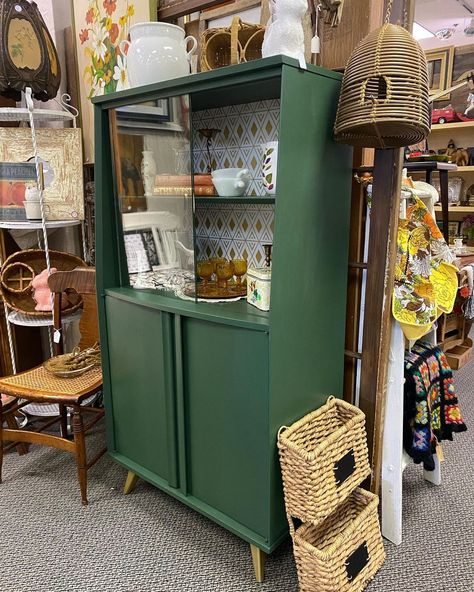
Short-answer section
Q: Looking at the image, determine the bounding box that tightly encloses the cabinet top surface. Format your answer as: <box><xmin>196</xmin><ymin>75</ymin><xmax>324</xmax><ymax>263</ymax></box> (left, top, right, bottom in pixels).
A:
<box><xmin>92</xmin><ymin>56</ymin><xmax>342</xmax><ymax>108</ymax></box>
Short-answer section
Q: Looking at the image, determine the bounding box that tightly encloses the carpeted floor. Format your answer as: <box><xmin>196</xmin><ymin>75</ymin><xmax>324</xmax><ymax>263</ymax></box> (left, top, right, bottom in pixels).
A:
<box><xmin>1</xmin><ymin>360</ymin><xmax>473</xmax><ymax>592</ymax></box>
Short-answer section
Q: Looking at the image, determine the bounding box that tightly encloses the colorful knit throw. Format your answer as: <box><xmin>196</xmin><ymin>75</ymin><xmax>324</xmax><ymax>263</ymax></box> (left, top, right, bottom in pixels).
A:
<box><xmin>404</xmin><ymin>341</ymin><xmax>467</xmax><ymax>470</ymax></box>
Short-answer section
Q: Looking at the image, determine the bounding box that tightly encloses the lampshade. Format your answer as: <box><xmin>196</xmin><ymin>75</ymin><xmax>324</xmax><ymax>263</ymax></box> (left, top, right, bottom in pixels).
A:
<box><xmin>0</xmin><ymin>0</ymin><xmax>61</xmax><ymax>101</ymax></box>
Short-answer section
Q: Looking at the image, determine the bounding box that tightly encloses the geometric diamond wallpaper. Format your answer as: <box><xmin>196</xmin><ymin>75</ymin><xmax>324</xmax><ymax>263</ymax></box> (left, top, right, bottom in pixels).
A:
<box><xmin>193</xmin><ymin>99</ymin><xmax>280</xmax><ymax>196</ymax></box>
<box><xmin>192</xmin><ymin>99</ymin><xmax>279</xmax><ymax>267</ymax></box>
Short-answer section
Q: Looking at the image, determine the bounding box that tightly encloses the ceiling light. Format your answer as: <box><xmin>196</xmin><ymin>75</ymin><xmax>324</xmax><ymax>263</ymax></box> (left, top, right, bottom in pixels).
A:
<box><xmin>435</xmin><ymin>27</ymin><xmax>456</xmax><ymax>39</ymax></box>
<box><xmin>413</xmin><ymin>21</ymin><xmax>435</xmax><ymax>40</ymax></box>
<box><xmin>464</xmin><ymin>17</ymin><xmax>474</xmax><ymax>35</ymax></box>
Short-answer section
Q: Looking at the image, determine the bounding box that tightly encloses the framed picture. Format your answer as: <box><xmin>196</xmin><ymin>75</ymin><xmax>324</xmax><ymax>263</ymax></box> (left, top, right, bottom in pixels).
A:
<box><xmin>449</xmin><ymin>221</ymin><xmax>460</xmax><ymax>239</ymax></box>
<box><xmin>71</xmin><ymin>0</ymin><xmax>157</xmax><ymax>163</ymax></box>
<box><xmin>0</xmin><ymin>163</ymin><xmax>38</xmax><ymax>221</ymax></box>
<box><xmin>0</xmin><ymin>128</ymin><xmax>84</xmax><ymax>221</ymax></box>
<box><xmin>425</xmin><ymin>46</ymin><xmax>455</xmax><ymax>100</ymax></box>
<box><xmin>124</xmin><ymin>232</ymin><xmax>152</xmax><ymax>274</ymax></box>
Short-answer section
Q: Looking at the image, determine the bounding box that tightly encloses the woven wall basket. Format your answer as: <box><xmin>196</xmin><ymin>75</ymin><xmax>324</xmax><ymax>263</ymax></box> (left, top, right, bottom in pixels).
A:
<box><xmin>200</xmin><ymin>16</ymin><xmax>264</xmax><ymax>72</ymax></box>
<box><xmin>334</xmin><ymin>23</ymin><xmax>431</xmax><ymax>149</ymax></box>
<box><xmin>0</xmin><ymin>249</ymin><xmax>87</xmax><ymax>317</ymax></box>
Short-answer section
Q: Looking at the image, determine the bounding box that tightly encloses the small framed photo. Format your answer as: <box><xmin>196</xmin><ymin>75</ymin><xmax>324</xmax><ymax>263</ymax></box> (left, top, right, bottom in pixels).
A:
<box><xmin>449</xmin><ymin>221</ymin><xmax>460</xmax><ymax>240</ymax></box>
<box><xmin>124</xmin><ymin>232</ymin><xmax>152</xmax><ymax>274</ymax></box>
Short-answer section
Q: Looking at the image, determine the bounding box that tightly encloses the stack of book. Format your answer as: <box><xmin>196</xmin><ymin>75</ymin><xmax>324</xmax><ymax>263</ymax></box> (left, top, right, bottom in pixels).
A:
<box><xmin>153</xmin><ymin>174</ymin><xmax>215</xmax><ymax>197</ymax></box>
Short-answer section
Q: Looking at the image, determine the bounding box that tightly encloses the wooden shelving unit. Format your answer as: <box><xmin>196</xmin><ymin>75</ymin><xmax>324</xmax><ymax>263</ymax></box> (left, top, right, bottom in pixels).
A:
<box><xmin>431</xmin><ymin>120</ymin><xmax>474</xmax><ymax>132</ymax></box>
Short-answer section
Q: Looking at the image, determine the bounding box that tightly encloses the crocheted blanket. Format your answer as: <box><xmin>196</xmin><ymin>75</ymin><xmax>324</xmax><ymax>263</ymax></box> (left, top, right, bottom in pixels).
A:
<box><xmin>404</xmin><ymin>341</ymin><xmax>467</xmax><ymax>470</ymax></box>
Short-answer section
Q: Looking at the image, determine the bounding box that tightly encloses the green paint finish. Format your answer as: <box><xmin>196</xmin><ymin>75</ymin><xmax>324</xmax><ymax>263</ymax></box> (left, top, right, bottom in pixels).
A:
<box><xmin>105</xmin><ymin>296</ymin><xmax>174</xmax><ymax>483</ymax></box>
<box><xmin>94</xmin><ymin>58</ymin><xmax>352</xmax><ymax>554</ymax></box>
<box><xmin>181</xmin><ymin>318</ymin><xmax>269</xmax><ymax>538</ymax></box>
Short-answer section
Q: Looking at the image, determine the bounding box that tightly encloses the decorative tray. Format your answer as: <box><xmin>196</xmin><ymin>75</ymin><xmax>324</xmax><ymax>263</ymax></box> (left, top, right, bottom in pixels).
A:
<box><xmin>185</xmin><ymin>280</ymin><xmax>247</xmax><ymax>300</ymax></box>
<box><xmin>43</xmin><ymin>345</ymin><xmax>100</xmax><ymax>378</ymax></box>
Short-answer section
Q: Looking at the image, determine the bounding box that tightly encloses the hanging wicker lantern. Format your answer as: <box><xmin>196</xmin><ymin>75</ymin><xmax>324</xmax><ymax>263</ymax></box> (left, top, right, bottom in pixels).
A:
<box><xmin>334</xmin><ymin>23</ymin><xmax>430</xmax><ymax>148</ymax></box>
<box><xmin>0</xmin><ymin>0</ymin><xmax>61</xmax><ymax>102</ymax></box>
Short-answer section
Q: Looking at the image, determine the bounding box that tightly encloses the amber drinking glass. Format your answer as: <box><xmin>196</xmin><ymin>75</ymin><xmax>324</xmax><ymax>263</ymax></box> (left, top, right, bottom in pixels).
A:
<box><xmin>210</xmin><ymin>257</ymin><xmax>227</xmax><ymax>279</ymax></box>
<box><xmin>215</xmin><ymin>261</ymin><xmax>233</xmax><ymax>290</ymax></box>
<box><xmin>197</xmin><ymin>260</ymin><xmax>214</xmax><ymax>291</ymax></box>
<box><xmin>231</xmin><ymin>259</ymin><xmax>247</xmax><ymax>286</ymax></box>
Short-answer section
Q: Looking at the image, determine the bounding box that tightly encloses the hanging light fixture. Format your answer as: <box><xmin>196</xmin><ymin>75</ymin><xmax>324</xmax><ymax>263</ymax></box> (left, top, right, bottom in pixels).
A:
<box><xmin>464</xmin><ymin>17</ymin><xmax>474</xmax><ymax>36</ymax></box>
<box><xmin>0</xmin><ymin>0</ymin><xmax>61</xmax><ymax>101</ymax></box>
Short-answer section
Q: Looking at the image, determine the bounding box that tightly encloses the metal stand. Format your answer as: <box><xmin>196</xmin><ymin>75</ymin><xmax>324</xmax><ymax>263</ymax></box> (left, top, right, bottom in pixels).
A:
<box><xmin>0</xmin><ymin>91</ymin><xmax>79</xmax><ymax>373</ymax></box>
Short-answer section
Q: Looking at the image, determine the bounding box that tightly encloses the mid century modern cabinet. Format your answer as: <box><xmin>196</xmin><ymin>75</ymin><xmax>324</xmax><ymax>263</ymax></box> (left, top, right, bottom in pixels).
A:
<box><xmin>93</xmin><ymin>56</ymin><xmax>352</xmax><ymax>578</ymax></box>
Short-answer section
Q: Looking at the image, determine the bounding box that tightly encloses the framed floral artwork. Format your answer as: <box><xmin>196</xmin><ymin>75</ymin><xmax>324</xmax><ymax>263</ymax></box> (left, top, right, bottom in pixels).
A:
<box><xmin>72</xmin><ymin>0</ymin><xmax>157</xmax><ymax>163</ymax></box>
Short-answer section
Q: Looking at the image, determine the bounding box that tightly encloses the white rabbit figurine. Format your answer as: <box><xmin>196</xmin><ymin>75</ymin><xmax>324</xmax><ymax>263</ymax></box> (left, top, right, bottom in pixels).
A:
<box><xmin>262</xmin><ymin>0</ymin><xmax>308</xmax><ymax>61</ymax></box>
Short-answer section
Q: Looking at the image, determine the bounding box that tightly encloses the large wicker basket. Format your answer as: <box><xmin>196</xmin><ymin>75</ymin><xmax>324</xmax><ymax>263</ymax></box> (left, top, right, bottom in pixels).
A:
<box><xmin>278</xmin><ymin>397</ymin><xmax>371</xmax><ymax>525</ymax></box>
<box><xmin>290</xmin><ymin>488</ymin><xmax>385</xmax><ymax>592</ymax></box>
<box><xmin>334</xmin><ymin>23</ymin><xmax>430</xmax><ymax>148</ymax></box>
<box><xmin>0</xmin><ymin>249</ymin><xmax>87</xmax><ymax>317</ymax></box>
<box><xmin>200</xmin><ymin>16</ymin><xmax>264</xmax><ymax>72</ymax></box>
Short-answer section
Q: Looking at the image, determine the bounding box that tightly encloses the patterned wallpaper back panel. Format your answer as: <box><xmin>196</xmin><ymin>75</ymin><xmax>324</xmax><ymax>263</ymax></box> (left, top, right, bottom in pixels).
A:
<box><xmin>192</xmin><ymin>99</ymin><xmax>279</xmax><ymax>267</ymax></box>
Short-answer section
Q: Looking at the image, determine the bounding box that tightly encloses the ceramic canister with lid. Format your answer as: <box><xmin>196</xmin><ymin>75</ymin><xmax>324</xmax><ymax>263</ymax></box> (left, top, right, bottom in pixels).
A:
<box><xmin>247</xmin><ymin>266</ymin><xmax>272</xmax><ymax>311</ymax></box>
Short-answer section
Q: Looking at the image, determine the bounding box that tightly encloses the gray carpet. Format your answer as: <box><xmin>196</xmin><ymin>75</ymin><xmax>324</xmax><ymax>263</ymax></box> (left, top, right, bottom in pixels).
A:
<box><xmin>1</xmin><ymin>361</ymin><xmax>473</xmax><ymax>592</ymax></box>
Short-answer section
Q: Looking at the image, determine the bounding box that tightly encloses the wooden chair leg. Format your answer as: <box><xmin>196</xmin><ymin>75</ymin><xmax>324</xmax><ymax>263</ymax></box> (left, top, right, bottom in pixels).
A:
<box><xmin>59</xmin><ymin>404</ymin><xmax>69</xmax><ymax>439</ymax></box>
<box><xmin>124</xmin><ymin>471</ymin><xmax>139</xmax><ymax>494</ymax></box>
<box><xmin>250</xmin><ymin>544</ymin><xmax>266</xmax><ymax>583</ymax></box>
<box><xmin>5</xmin><ymin>413</ymin><xmax>28</xmax><ymax>455</ymax></box>
<box><xmin>72</xmin><ymin>407</ymin><xmax>88</xmax><ymax>505</ymax></box>
<box><xmin>0</xmin><ymin>400</ymin><xmax>3</xmax><ymax>484</ymax></box>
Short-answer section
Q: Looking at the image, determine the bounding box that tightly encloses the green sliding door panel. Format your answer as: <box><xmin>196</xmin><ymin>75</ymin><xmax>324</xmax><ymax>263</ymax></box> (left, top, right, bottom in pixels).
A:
<box><xmin>181</xmin><ymin>318</ymin><xmax>270</xmax><ymax>539</ymax></box>
<box><xmin>105</xmin><ymin>296</ymin><xmax>176</xmax><ymax>484</ymax></box>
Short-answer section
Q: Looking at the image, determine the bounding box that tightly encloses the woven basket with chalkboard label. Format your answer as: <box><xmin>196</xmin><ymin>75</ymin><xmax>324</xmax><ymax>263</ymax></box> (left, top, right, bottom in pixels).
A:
<box><xmin>277</xmin><ymin>397</ymin><xmax>371</xmax><ymax>526</ymax></box>
<box><xmin>290</xmin><ymin>488</ymin><xmax>385</xmax><ymax>592</ymax></box>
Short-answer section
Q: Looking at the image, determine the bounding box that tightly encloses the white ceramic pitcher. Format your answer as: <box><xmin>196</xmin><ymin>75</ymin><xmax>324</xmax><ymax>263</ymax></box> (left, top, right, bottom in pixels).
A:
<box><xmin>120</xmin><ymin>22</ymin><xmax>197</xmax><ymax>88</ymax></box>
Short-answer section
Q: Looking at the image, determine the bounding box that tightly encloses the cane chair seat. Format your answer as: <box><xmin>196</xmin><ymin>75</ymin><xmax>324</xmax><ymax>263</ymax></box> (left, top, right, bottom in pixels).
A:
<box><xmin>0</xmin><ymin>365</ymin><xmax>102</xmax><ymax>405</ymax></box>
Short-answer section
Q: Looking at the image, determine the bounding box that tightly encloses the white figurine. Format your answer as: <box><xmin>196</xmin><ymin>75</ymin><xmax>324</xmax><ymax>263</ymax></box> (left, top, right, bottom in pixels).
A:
<box><xmin>141</xmin><ymin>151</ymin><xmax>157</xmax><ymax>197</ymax></box>
<box><xmin>262</xmin><ymin>0</ymin><xmax>307</xmax><ymax>61</ymax></box>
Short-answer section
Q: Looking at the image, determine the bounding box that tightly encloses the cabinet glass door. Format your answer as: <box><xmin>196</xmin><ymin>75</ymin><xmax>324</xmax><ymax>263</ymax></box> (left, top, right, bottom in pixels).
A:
<box><xmin>109</xmin><ymin>95</ymin><xmax>196</xmax><ymax>299</ymax></box>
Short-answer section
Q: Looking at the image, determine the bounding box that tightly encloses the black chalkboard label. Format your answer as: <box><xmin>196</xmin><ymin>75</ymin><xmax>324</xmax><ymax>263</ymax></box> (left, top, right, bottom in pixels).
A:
<box><xmin>346</xmin><ymin>542</ymin><xmax>369</xmax><ymax>581</ymax></box>
<box><xmin>334</xmin><ymin>448</ymin><xmax>356</xmax><ymax>485</ymax></box>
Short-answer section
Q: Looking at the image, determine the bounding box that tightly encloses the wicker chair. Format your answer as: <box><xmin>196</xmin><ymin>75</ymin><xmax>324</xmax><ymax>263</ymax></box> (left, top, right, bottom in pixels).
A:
<box><xmin>0</xmin><ymin>268</ymin><xmax>105</xmax><ymax>505</ymax></box>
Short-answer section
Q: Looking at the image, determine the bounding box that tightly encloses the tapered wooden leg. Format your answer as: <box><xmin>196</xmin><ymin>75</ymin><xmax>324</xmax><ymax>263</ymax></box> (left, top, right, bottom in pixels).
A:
<box><xmin>124</xmin><ymin>471</ymin><xmax>139</xmax><ymax>494</ymax></box>
<box><xmin>59</xmin><ymin>404</ymin><xmax>69</xmax><ymax>439</ymax></box>
<box><xmin>250</xmin><ymin>544</ymin><xmax>266</xmax><ymax>583</ymax></box>
<box><xmin>5</xmin><ymin>413</ymin><xmax>28</xmax><ymax>455</ymax></box>
<box><xmin>0</xmin><ymin>399</ymin><xmax>3</xmax><ymax>484</ymax></box>
<box><xmin>72</xmin><ymin>407</ymin><xmax>88</xmax><ymax>505</ymax></box>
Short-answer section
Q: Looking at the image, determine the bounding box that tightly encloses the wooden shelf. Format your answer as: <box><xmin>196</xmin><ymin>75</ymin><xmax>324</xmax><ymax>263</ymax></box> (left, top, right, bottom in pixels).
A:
<box><xmin>434</xmin><ymin>206</ymin><xmax>474</xmax><ymax>213</ymax></box>
<box><xmin>195</xmin><ymin>196</ymin><xmax>275</xmax><ymax>204</ymax></box>
<box><xmin>431</xmin><ymin>120</ymin><xmax>474</xmax><ymax>132</ymax></box>
<box><xmin>411</xmin><ymin>166</ymin><xmax>474</xmax><ymax>174</ymax></box>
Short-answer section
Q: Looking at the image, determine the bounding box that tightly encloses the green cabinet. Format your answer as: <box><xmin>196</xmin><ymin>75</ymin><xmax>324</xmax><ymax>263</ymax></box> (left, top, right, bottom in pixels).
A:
<box><xmin>181</xmin><ymin>318</ymin><xmax>269</xmax><ymax>537</ymax></box>
<box><xmin>93</xmin><ymin>56</ymin><xmax>352</xmax><ymax>555</ymax></box>
<box><xmin>105</xmin><ymin>297</ymin><xmax>177</xmax><ymax>486</ymax></box>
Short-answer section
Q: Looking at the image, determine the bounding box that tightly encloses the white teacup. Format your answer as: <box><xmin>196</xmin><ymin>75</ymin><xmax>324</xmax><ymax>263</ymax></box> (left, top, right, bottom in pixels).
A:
<box><xmin>211</xmin><ymin>168</ymin><xmax>251</xmax><ymax>197</ymax></box>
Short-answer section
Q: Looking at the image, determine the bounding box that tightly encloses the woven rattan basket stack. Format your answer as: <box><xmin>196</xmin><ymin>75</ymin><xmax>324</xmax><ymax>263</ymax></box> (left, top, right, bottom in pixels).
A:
<box><xmin>278</xmin><ymin>397</ymin><xmax>385</xmax><ymax>592</ymax></box>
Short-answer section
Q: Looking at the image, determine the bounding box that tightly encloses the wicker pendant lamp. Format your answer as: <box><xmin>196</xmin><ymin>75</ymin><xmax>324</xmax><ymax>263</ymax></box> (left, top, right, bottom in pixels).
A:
<box><xmin>0</xmin><ymin>0</ymin><xmax>61</xmax><ymax>101</ymax></box>
<box><xmin>334</xmin><ymin>1</ymin><xmax>430</xmax><ymax>149</ymax></box>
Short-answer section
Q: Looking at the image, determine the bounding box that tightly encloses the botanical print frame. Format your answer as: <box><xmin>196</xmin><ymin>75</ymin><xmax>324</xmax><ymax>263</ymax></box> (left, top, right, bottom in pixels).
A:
<box><xmin>71</xmin><ymin>0</ymin><xmax>156</xmax><ymax>163</ymax></box>
<box><xmin>425</xmin><ymin>46</ymin><xmax>455</xmax><ymax>101</ymax></box>
<box><xmin>0</xmin><ymin>128</ymin><xmax>84</xmax><ymax>221</ymax></box>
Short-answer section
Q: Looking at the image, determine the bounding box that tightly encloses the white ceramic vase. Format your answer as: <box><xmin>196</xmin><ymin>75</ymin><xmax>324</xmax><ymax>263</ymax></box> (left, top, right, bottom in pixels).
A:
<box><xmin>262</xmin><ymin>142</ymin><xmax>278</xmax><ymax>195</ymax></box>
<box><xmin>141</xmin><ymin>151</ymin><xmax>157</xmax><ymax>197</ymax></box>
<box><xmin>120</xmin><ymin>22</ymin><xmax>198</xmax><ymax>88</ymax></box>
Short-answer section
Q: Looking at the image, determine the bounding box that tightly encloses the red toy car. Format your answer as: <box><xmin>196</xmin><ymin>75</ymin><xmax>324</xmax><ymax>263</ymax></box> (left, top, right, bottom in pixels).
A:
<box><xmin>431</xmin><ymin>105</ymin><xmax>473</xmax><ymax>125</ymax></box>
<box><xmin>431</xmin><ymin>106</ymin><xmax>460</xmax><ymax>125</ymax></box>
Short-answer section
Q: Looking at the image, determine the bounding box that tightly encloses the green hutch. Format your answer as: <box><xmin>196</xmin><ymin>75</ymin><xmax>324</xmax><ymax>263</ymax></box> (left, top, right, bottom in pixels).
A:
<box><xmin>93</xmin><ymin>56</ymin><xmax>352</xmax><ymax>581</ymax></box>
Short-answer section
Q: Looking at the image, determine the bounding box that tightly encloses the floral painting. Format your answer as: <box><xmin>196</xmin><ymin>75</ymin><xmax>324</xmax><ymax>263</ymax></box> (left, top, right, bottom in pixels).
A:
<box><xmin>72</xmin><ymin>0</ymin><xmax>153</xmax><ymax>163</ymax></box>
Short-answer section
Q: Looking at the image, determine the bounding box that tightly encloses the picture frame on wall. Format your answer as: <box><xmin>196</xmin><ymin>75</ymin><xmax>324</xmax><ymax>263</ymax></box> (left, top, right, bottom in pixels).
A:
<box><xmin>71</xmin><ymin>0</ymin><xmax>158</xmax><ymax>163</ymax></box>
<box><xmin>425</xmin><ymin>46</ymin><xmax>455</xmax><ymax>100</ymax></box>
<box><xmin>0</xmin><ymin>128</ymin><xmax>84</xmax><ymax>221</ymax></box>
